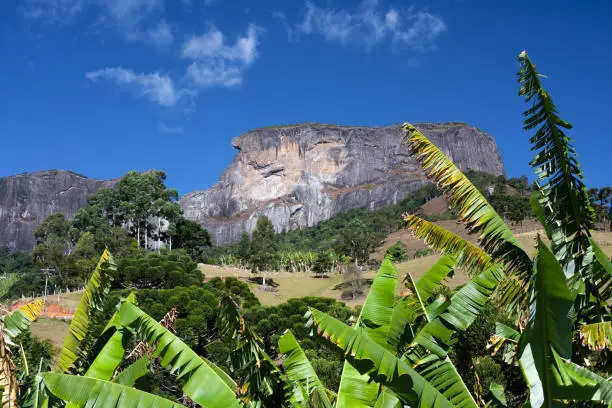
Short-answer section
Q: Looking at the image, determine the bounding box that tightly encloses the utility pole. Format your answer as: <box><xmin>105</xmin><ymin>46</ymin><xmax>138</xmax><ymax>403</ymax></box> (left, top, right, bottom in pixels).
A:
<box><xmin>40</xmin><ymin>268</ymin><xmax>55</xmax><ymax>301</ymax></box>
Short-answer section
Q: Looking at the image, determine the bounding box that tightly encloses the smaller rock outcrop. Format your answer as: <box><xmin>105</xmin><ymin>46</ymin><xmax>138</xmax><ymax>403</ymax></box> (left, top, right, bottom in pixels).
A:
<box><xmin>0</xmin><ymin>170</ymin><xmax>117</xmax><ymax>251</ymax></box>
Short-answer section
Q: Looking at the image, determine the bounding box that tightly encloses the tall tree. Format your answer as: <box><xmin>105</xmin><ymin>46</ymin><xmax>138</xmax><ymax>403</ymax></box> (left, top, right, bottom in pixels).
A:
<box><xmin>237</xmin><ymin>232</ymin><xmax>251</xmax><ymax>263</ymax></box>
<box><xmin>249</xmin><ymin>216</ymin><xmax>277</xmax><ymax>275</ymax></box>
<box><xmin>168</xmin><ymin>219</ymin><xmax>211</xmax><ymax>261</ymax></box>
<box><xmin>337</xmin><ymin>218</ymin><xmax>378</xmax><ymax>267</ymax></box>
<box><xmin>74</xmin><ymin>170</ymin><xmax>181</xmax><ymax>251</ymax></box>
<box><xmin>596</xmin><ymin>187</ymin><xmax>611</xmax><ymax>229</ymax></box>
<box><xmin>34</xmin><ymin>213</ymin><xmax>78</xmax><ymax>255</ymax></box>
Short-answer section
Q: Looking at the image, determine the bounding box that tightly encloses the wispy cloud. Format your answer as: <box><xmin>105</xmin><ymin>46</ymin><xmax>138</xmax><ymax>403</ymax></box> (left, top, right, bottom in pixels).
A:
<box><xmin>297</xmin><ymin>0</ymin><xmax>445</xmax><ymax>50</ymax></box>
<box><xmin>22</xmin><ymin>0</ymin><xmax>85</xmax><ymax>23</ymax></box>
<box><xmin>23</xmin><ymin>0</ymin><xmax>172</xmax><ymax>47</ymax></box>
<box><xmin>158</xmin><ymin>124</ymin><xmax>184</xmax><ymax>133</ymax></box>
<box><xmin>85</xmin><ymin>67</ymin><xmax>188</xmax><ymax>106</ymax></box>
<box><xmin>182</xmin><ymin>24</ymin><xmax>260</xmax><ymax>88</ymax></box>
<box><xmin>24</xmin><ymin>1</ymin><xmax>261</xmax><ymax>108</ymax></box>
<box><xmin>84</xmin><ymin>23</ymin><xmax>260</xmax><ymax>106</ymax></box>
<box><xmin>271</xmin><ymin>10</ymin><xmax>295</xmax><ymax>42</ymax></box>
<box><xmin>143</xmin><ymin>19</ymin><xmax>174</xmax><ymax>49</ymax></box>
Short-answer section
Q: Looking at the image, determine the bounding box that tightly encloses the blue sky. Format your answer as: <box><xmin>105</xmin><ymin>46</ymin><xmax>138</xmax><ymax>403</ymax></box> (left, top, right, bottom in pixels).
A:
<box><xmin>1</xmin><ymin>0</ymin><xmax>610</xmax><ymax>195</ymax></box>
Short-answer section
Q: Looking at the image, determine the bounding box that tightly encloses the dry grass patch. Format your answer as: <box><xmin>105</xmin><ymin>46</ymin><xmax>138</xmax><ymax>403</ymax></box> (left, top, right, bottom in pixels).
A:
<box><xmin>30</xmin><ymin>317</ymin><xmax>70</xmax><ymax>349</ymax></box>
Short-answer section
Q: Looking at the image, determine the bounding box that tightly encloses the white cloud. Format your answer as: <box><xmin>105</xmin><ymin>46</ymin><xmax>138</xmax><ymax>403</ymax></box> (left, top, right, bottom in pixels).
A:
<box><xmin>85</xmin><ymin>67</ymin><xmax>185</xmax><ymax>106</ymax></box>
<box><xmin>385</xmin><ymin>9</ymin><xmax>398</xmax><ymax>27</ymax></box>
<box><xmin>144</xmin><ymin>19</ymin><xmax>174</xmax><ymax>48</ymax></box>
<box><xmin>182</xmin><ymin>24</ymin><xmax>260</xmax><ymax>89</ymax></box>
<box><xmin>186</xmin><ymin>61</ymin><xmax>242</xmax><ymax>87</ymax></box>
<box><xmin>297</xmin><ymin>0</ymin><xmax>445</xmax><ymax>50</ymax></box>
<box><xmin>182</xmin><ymin>24</ymin><xmax>259</xmax><ymax>64</ymax></box>
<box><xmin>84</xmin><ymin>22</ymin><xmax>261</xmax><ymax>106</ymax></box>
<box><xmin>102</xmin><ymin>0</ymin><xmax>161</xmax><ymax>28</ymax></box>
<box><xmin>158</xmin><ymin>124</ymin><xmax>184</xmax><ymax>133</ymax></box>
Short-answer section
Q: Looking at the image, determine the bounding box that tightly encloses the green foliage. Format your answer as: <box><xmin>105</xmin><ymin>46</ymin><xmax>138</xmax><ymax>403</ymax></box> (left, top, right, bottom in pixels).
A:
<box><xmin>14</xmin><ymin>330</ymin><xmax>55</xmax><ymax>406</ymax></box>
<box><xmin>0</xmin><ymin>247</ymin><xmax>36</xmax><ymax>275</ymax></box>
<box><xmin>473</xmin><ymin>356</ymin><xmax>505</xmax><ymax>402</ymax></box>
<box><xmin>385</xmin><ymin>241</ymin><xmax>408</xmax><ymax>262</ymax></box>
<box><xmin>245</xmin><ymin>296</ymin><xmax>353</xmax><ymax>391</ymax></box>
<box><xmin>33</xmin><ymin>213</ymin><xmax>78</xmax><ymax>252</ymax></box>
<box><xmin>118</xmin><ymin>301</ymin><xmax>243</xmax><ymax>408</ymax></box>
<box><xmin>415</xmin><ymin>248</ymin><xmax>433</xmax><ymax>258</ymax></box>
<box><xmin>134</xmin><ymin>278</ymin><xmax>258</xmax><ymax>357</ymax></box>
<box><xmin>276</xmin><ymin>184</ymin><xmax>439</xmax><ymax>253</ymax></box>
<box><xmin>169</xmin><ymin>218</ymin><xmax>211</xmax><ymax>261</ymax></box>
<box><xmin>249</xmin><ymin>216</ymin><xmax>278</xmax><ymax>272</ymax></box>
<box><xmin>588</xmin><ymin>186</ymin><xmax>612</xmax><ymax>227</ymax></box>
<box><xmin>337</xmin><ymin>218</ymin><xmax>379</xmax><ymax>266</ymax></box>
<box><xmin>312</xmin><ymin>250</ymin><xmax>343</xmax><ymax>275</ymax></box>
<box><xmin>488</xmin><ymin>194</ymin><xmax>532</xmax><ymax>224</ymax></box>
<box><xmin>55</xmin><ymin>250</ymin><xmax>116</xmax><ymax>374</ymax></box>
<box><xmin>113</xmin><ymin>249</ymin><xmax>202</xmax><ymax>289</ymax></box>
<box><xmin>464</xmin><ymin>170</ymin><xmax>534</xmax><ymax>224</ymax></box>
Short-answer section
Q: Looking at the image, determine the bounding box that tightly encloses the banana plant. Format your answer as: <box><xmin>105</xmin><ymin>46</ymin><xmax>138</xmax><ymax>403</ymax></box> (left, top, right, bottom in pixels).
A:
<box><xmin>324</xmin><ymin>256</ymin><xmax>481</xmax><ymax>408</ymax></box>
<box><xmin>278</xmin><ymin>330</ymin><xmax>333</xmax><ymax>408</ymax></box>
<box><xmin>310</xmin><ymin>50</ymin><xmax>611</xmax><ymax>407</ymax></box>
<box><xmin>0</xmin><ymin>299</ymin><xmax>44</xmax><ymax>408</ymax></box>
<box><xmin>55</xmin><ymin>249</ymin><xmax>116</xmax><ymax>374</ymax></box>
<box><xmin>217</xmin><ymin>293</ymin><xmax>289</xmax><ymax>407</ymax></box>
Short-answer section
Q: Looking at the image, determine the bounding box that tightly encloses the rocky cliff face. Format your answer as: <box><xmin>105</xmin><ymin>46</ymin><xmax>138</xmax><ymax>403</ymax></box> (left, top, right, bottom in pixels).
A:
<box><xmin>0</xmin><ymin>170</ymin><xmax>116</xmax><ymax>251</ymax></box>
<box><xmin>180</xmin><ymin>122</ymin><xmax>505</xmax><ymax>245</ymax></box>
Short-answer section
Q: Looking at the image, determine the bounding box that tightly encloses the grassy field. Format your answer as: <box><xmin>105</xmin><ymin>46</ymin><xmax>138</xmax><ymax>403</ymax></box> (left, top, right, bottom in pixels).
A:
<box><xmin>30</xmin><ymin>317</ymin><xmax>70</xmax><ymax>349</ymax></box>
<box><xmin>202</xmin><ymin>227</ymin><xmax>612</xmax><ymax>308</ymax></box>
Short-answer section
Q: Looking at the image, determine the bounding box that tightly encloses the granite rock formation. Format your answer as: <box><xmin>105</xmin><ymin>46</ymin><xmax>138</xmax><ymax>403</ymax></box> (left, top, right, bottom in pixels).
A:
<box><xmin>180</xmin><ymin>123</ymin><xmax>505</xmax><ymax>245</ymax></box>
<box><xmin>0</xmin><ymin>170</ymin><xmax>116</xmax><ymax>250</ymax></box>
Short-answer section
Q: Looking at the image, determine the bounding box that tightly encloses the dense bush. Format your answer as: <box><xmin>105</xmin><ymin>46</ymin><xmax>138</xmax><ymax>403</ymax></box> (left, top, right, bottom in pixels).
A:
<box><xmin>113</xmin><ymin>249</ymin><xmax>203</xmax><ymax>289</ymax></box>
<box><xmin>385</xmin><ymin>241</ymin><xmax>408</xmax><ymax>262</ymax></box>
<box><xmin>244</xmin><ymin>296</ymin><xmax>355</xmax><ymax>390</ymax></box>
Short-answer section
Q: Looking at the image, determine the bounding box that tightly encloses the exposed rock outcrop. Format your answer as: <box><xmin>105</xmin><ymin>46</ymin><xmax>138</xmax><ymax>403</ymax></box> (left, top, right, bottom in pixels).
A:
<box><xmin>0</xmin><ymin>170</ymin><xmax>117</xmax><ymax>250</ymax></box>
<box><xmin>180</xmin><ymin>122</ymin><xmax>505</xmax><ymax>245</ymax></box>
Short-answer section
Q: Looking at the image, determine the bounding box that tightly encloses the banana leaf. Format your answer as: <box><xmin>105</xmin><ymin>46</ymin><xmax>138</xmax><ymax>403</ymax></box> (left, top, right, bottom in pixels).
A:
<box><xmin>113</xmin><ymin>356</ymin><xmax>151</xmax><ymax>387</ymax></box>
<box><xmin>83</xmin><ymin>294</ymin><xmax>138</xmax><ymax>381</ymax></box>
<box><xmin>3</xmin><ymin>299</ymin><xmax>44</xmax><ymax>340</ymax></box>
<box><xmin>578</xmin><ymin>322</ymin><xmax>611</xmax><ymax>352</ymax></box>
<box><xmin>334</xmin><ymin>259</ymin><xmax>399</xmax><ymax>408</ymax></box>
<box><xmin>41</xmin><ymin>372</ymin><xmax>185</xmax><ymax>407</ymax></box>
<box><xmin>278</xmin><ymin>330</ymin><xmax>331</xmax><ymax>408</ymax></box>
<box><xmin>404</xmin><ymin>215</ymin><xmax>494</xmax><ymax>276</ymax></box>
<box><xmin>308</xmin><ymin>308</ymin><xmax>454</xmax><ymax>407</ymax></box>
<box><xmin>55</xmin><ymin>249</ymin><xmax>116</xmax><ymax>373</ymax></box>
<box><xmin>0</xmin><ymin>326</ymin><xmax>17</xmax><ymax>408</ymax></box>
<box><xmin>403</xmin><ymin>124</ymin><xmax>531</xmax><ymax>276</ymax></box>
<box><xmin>373</xmin><ymin>388</ymin><xmax>401</xmax><ymax>408</ymax></box>
<box><xmin>518</xmin><ymin>51</ymin><xmax>595</xmax><ymax>280</ymax></box>
<box><xmin>411</xmin><ymin>265</ymin><xmax>506</xmax><ymax>357</ymax></box>
<box><xmin>218</xmin><ymin>294</ymin><xmax>289</xmax><ymax>407</ymax></box>
<box><xmin>402</xmin><ymin>264</ymin><xmax>506</xmax><ymax>408</ymax></box>
<box><xmin>554</xmin><ymin>359</ymin><xmax>612</xmax><ymax>403</ymax></box>
<box><xmin>518</xmin><ymin>238</ymin><xmax>574</xmax><ymax>408</ymax></box>
<box><xmin>118</xmin><ymin>301</ymin><xmax>241</xmax><ymax>408</ymax></box>
<box><xmin>386</xmin><ymin>256</ymin><xmax>455</xmax><ymax>353</ymax></box>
